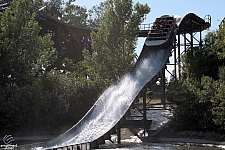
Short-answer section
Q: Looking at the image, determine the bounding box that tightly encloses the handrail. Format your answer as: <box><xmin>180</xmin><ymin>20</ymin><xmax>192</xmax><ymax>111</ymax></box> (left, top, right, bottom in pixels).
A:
<box><xmin>0</xmin><ymin>0</ymin><xmax>12</xmax><ymax>5</ymax></box>
<box><xmin>204</xmin><ymin>14</ymin><xmax>211</xmax><ymax>25</ymax></box>
<box><xmin>0</xmin><ymin>0</ymin><xmax>11</xmax><ymax>11</ymax></box>
<box><xmin>147</xmin><ymin>19</ymin><xmax>176</xmax><ymax>41</ymax></box>
<box><xmin>139</xmin><ymin>23</ymin><xmax>152</xmax><ymax>31</ymax></box>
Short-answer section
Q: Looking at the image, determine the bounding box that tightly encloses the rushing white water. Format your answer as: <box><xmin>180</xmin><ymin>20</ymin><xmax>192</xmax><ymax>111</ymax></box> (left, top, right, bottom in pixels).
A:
<box><xmin>44</xmin><ymin>43</ymin><xmax>173</xmax><ymax>149</ymax></box>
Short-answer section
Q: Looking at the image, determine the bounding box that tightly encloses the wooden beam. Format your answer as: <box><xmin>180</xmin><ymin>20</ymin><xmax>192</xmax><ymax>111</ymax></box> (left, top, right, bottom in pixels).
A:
<box><xmin>121</xmin><ymin>120</ymin><xmax>152</xmax><ymax>128</ymax></box>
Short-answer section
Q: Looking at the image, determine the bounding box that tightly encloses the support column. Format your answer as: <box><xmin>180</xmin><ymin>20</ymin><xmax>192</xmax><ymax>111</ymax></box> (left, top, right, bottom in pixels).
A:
<box><xmin>161</xmin><ymin>66</ymin><xmax>166</xmax><ymax>108</ymax></box>
<box><xmin>177</xmin><ymin>30</ymin><xmax>181</xmax><ymax>79</ymax></box>
<box><xmin>84</xmin><ymin>31</ymin><xmax>87</xmax><ymax>49</ymax></box>
<box><xmin>55</xmin><ymin>27</ymin><xmax>60</xmax><ymax>59</ymax></box>
<box><xmin>142</xmin><ymin>85</ymin><xmax>147</xmax><ymax>136</ymax></box>
<box><xmin>117</xmin><ymin>126</ymin><xmax>121</xmax><ymax>144</ymax></box>
<box><xmin>190</xmin><ymin>19</ymin><xmax>193</xmax><ymax>55</ymax></box>
<box><xmin>199</xmin><ymin>25</ymin><xmax>202</xmax><ymax>48</ymax></box>
<box><xmin>142</xmin><ymin>86</ymin><xmax>147</xmax><ymax>120</ymax></box>
<box><xmin>174</xmin><ymin>37</ymin><xmax>177</xmax><ymax>80</ymax></box>
<box><xmin>184</xmin><ymin>33</ymin><xmax>187</xmax><ymax>53</ymax></box>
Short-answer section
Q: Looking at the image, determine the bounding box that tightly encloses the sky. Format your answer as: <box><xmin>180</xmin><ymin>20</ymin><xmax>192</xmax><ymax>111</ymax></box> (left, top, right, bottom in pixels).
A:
<box><xmin>74</xmin><ymin>0</ymin><xmax>225</xmax><ymax>79</ymax></box>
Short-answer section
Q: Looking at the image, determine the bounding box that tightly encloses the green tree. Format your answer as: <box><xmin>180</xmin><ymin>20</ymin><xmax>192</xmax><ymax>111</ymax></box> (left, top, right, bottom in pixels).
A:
<box><xmin>87</xmin><ymin>2</ymin><xmax>105</xmax><ymax>29</ymax></box>
<box><xmin>183</xmin><ymin>46</ymin><xmax>219</xmax><ymax>81</ymax></box>
<box><xmin>81</xmin><ymin>0</ymin><xmax>150</xmax><ymax>83</ymax></box>
<box><xmin>44</xmin><ymin>0</ymin><xmax>64</xmax><ymax>18</ymax></box>
<box><xmin>211</xmin><ymin>67</ymin><xmax>225</xmax><ymax>132</ymax></box>
<box><xmin>167</xmin><ymin>20</ymin><xmax>225</xmax><ymax>132</ymax></box>
<box><xmin>0</xmin><ymin>0</ymin><xmax>55</xmax><ymax>130</ymax></box>
<box><xmin>0</xmin><ymin>0</ymin><xmax>56</xmax><ymax>88</ymax></box>
<box><xmin>215</xmin><ymin>21</ymin><xmax>225</xmax><ymax>59</ymax></box>
<box><xmin>209</xmin><ymin>21</ymin><xmax>225</xmax><ymax>132</ymax></box>
<box><xmin>61</xmin><ymin>0</ymin><xmax>88</xmax><ymax>27</ymax></box>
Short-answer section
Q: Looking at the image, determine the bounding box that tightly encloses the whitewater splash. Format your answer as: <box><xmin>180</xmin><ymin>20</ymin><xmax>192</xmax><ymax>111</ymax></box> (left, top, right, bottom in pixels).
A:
<box><xmin>43</xmin><ymin>44</ymin><xmax>172</xmax><ymax>149</ymax></box>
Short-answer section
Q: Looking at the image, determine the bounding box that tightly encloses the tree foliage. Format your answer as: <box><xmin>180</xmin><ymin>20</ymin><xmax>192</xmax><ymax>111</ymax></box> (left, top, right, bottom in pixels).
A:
<box><xmin>211</xmin><ymin>67</ymin><xmax>225</xmax><ymax>131</ymax></box>
<box><xmin>183</xmin><ymin>47</ymin><xmax>219</xmax><ymax>81</ymax></box>
<box><xmin>215</xmin><ymin>22</ymin><xmax>225</xmax><ymax>59</ymax></box>
<box><xmin>0</xmin><ymin>0</ymin><xmax>56</xmax><ymax>130</ymax></box>
<box><xmin>167</xmin><ymin>79</ymin><xmax>214</xmax><ymax>131</ymax></box>
<box><xmin>0</xmin><ymin>0</ymin><xmax>95</xmax><ymax>134</ymax></box>
<box><xmin>44</xmin><ymin>0</ymin><xmax>64</xmax><ymax>18</ymax></box>
<box><xmin>167</xmin><ymin>20</ymin><xmax>225</xmax><ymax>133</ymax></box>
<box><xmin>80</xmin><ymin>0</ymin><xmax>150</xmax><ymax>83</ymax></box>
<box><xmin>87</xmin><ymin>2</ymin><xmax>105</xmax><ymax>29</ymax></box>
<box><xmin>61</xmin><ymin>0</ymin><xmax>88</xmax><ymax>27</ymax></box>
<box><xmin>0</xmin><ymin>0</ymin><xmax>55</xmax><ymax>86</ymax></box>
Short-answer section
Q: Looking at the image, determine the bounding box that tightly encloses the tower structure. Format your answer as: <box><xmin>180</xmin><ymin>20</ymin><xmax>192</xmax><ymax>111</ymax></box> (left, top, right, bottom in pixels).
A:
<box><xmin>170</xmin><ymin>14</ymin><xmax>211</xmax><ymax>80</ymax></box>
<box><xmin>135</xmin><ymin>13</ymin><xmax>211</xmax><ymax>126</ymax></box>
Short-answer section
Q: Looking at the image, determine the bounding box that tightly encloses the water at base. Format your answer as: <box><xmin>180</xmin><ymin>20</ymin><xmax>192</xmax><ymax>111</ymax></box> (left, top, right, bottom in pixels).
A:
<box><xmin>97</xmin><ymin>143</ymin><xmax>224</xmax><ymax>150</ymax></box>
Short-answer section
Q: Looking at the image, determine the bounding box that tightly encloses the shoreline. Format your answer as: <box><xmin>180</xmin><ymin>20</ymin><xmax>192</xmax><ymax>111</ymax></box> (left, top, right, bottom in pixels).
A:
<box><xmin>139</xmin><ymin>126</ymin><xmax>225</xmax><ymax>149</ymax></box>
<box><xmin>2</xmin><ymin>129</ymin><xmax>225</xmax><ymax>149</ymax></box>
<box><xmin>117</xmin><ymin>125</ymin><xmax>225</xmax><ymax>149</ymax></box>
<box><xmin>140</xmin><ymin>136</ymin><xmax>225</xmax><ymax>149</ymax></box>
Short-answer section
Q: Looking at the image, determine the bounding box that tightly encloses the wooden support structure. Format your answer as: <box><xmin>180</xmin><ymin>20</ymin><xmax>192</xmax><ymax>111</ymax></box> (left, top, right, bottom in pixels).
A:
<box><xmin>121</xmin><ymin>120</ymin><xmax>152</xmax><ymax>128</ymax></box>
<box><xmin>117</xmin><ymin>126</ymin><xmax>121</xmax><ymax>144</ymax></box>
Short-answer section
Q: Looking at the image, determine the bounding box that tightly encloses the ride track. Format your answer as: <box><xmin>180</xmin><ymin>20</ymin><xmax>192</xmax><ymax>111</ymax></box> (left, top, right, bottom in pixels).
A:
<box><xmin>40</xmin><ymin>13</ymin><xmax>211</xmax><ymax>150</ymax></box>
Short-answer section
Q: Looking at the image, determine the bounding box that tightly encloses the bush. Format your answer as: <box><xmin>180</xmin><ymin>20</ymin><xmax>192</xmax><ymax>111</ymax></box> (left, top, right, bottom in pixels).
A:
<box><xmin>167</xmin><ymin>79</ymin><xmax>214</xmax><ymax>131</ymax></box>
<box><xmin>0</xmin><ymin>70</ymin><xmax>107</xmax><ymax>135</ymax></box>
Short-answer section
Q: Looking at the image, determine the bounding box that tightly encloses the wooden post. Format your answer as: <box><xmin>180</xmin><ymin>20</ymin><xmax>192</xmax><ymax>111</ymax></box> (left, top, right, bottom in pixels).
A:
<box><xmin>142</xmin><ymin>85</ymin><xmax>147</xmax><ymax>136</ymax></box>
<box><xmin>162</xmin><ymin>66</ymin><xmax>166</xmax><ymax>109</ymax></box>
<box><xmin>142</xmin><ymin>85</ymin><xmax>147</xmax><ymax>120</ymax></box>
<box><xmin>178</xmin><ymin>30</ymin><xmax>181</xmax><ymax>79</ymax></box>
<box><xmin>117</xmin><ymin>126</ymin><xmax>121</xmax><ymax>144</ymax></box>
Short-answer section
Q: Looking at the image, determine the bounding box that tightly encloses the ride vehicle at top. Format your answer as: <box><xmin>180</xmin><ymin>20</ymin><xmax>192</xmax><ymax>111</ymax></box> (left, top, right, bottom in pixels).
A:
<box><xmin>145</xmin><ymin>15</ymin><xmax>177</xmax><ymax>48</ymax></box>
